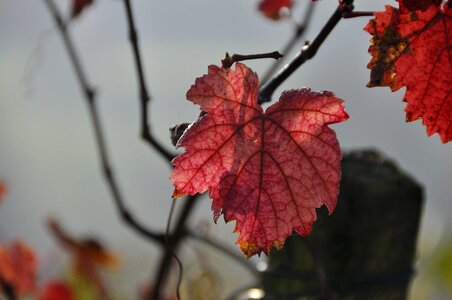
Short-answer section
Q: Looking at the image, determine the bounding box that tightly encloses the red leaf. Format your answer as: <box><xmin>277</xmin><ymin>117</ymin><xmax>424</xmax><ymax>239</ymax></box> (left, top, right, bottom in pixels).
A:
<box><xmin>397</xmin><ymin>0</ymin><xmax>442</xmax><ymax>12</ymax></box>
<box><xmin>258</xmin><ymin>0</ymin><xmax>293</xmax><ymax>20</ymax></box>
<box><xmin>47</xmin><ymin>218</ymin><xmax>119</xmax><ymax>297</ymax></box>
<box><xmin>170</xmin><ymin>63</ymin><xmax>349</xmax><ymax>257</ymax></box>
<box><xmin>39</xmin><ymin>281</ymin><xmax>74</xmax><ymax>300</ymax></box>
<box><xmin>0</xmin><ymin>240</ymin><xmax>37</xmax><ymax>297</ymax></box>
<box><xmin>365</xmin><ymin>2</ymin><xmax>452</xmax><ymax>143</ymax></box>
<box><xmin>71</xmin><ymin>0</ymin><xmax>94</xmax><ymax>19</ymax></box>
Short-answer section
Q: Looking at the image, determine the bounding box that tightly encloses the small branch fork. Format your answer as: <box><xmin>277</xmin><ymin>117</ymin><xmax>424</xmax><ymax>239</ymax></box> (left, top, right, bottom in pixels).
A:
<box><xmin>42</xmin><ymin>0</ymin><xmax>164</xmax><ymax>245</ymax></box>
<box><xmin>121</xmin><ymin>0</ymin><xmax>176</xmax><ymax>162</ymax></box>
<box><xmin>258</xmin><ymin>0</ymin><xmax>356</xmax><ymax>104</ymax></box>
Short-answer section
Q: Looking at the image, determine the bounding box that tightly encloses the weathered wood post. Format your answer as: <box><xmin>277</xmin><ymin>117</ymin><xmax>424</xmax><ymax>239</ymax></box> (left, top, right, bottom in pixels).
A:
<box><xmin>260</xmin><ymin>149</ymin><xmax>424</xmax><ymax>299</ymax></box>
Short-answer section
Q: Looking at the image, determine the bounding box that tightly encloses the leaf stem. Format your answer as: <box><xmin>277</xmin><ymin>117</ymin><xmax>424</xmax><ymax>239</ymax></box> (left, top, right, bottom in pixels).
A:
<box><xmin>42</xmin><ymin>0</ymin><xmax>164</xmax><ymax>245</ymax></box>
<box><xmin>258</xmin><ymin>0</ymin><xmax>355</xmax><ymax>104</ymax></box>
<box><xmin>221</xmin><ymin>51</ymin><xmax>283</xmax><ymax>69</ymax></box>
<box><xmin>121</xmin><ymin>0</ymin><xmax>176</xmax><ymax>162</ymax></box>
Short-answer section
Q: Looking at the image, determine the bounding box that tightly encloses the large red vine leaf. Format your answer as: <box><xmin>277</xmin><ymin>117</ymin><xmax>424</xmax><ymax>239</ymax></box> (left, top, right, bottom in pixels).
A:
<box><xmin>365</xmin><ymin>1</ymin><xmax>452</xmax><ymax>143</ymax></box>
<box><xmin>170</xmin><ymin>63</ymin><xmax>349</xmax><ymax>257</ymax></box>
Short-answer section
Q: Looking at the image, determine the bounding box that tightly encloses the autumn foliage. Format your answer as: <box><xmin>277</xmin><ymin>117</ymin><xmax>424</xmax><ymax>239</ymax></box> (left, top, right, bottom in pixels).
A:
<box><xmin>2</xmin><ymin>0</ymin><xmax>451</xmax><ymax>298</ymax></box>
<box><xmin>170</xmin><ymin>63</ymin><xmax>348</xmax><ymax>257</ymax></box>
<box><xmin>0</xmin><ymin>240</ymin><xmax>37</xmax><ymax>297</ymax></box>
<box><xmin>258</xmin><ymin>0</ymin><xmax>293</xmax><ymax>19</ymax></box>
<box><xmin>366</xmin><ymin>0</ymin><xmax>451</xmax><ymax>142</ymax></box>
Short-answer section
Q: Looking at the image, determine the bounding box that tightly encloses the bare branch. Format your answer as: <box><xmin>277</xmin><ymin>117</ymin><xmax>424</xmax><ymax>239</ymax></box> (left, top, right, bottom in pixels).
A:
<box><xmin>150</xmin><ymin>194</ymin><xmax>200</xmax><ymax>300</ymax></box>
<box><xmin>260</xmin><ymin>1</ymin><xmax>316</xmax><ymax>85</ymax></box>
<box><xmin>342</xmin><ymin>11</ymin><xmax>375</xmax><ymax>19</ymax></box>
<box><xmin>221</xmin><ymin>51</ymin><xmax>283</xmax><ymax>69</ymax></box>
<box><xmin>258</xmin><ymin>0</ymin><xmax>355</xmax><ymax>104</ymax></box>
<box><xmin>121</xmin><ymin>0</ymin><xmax>176</xmax><ymax>162</ymax></box>
<box><xmin>42</xmin><ymin>0</ymin><xmax>164</xmax><ymax>245</ymax></box>
<box><xmin>187</xmin><ymin>229</ymin><xmax>260</xmax><ymax>276</ymax></box>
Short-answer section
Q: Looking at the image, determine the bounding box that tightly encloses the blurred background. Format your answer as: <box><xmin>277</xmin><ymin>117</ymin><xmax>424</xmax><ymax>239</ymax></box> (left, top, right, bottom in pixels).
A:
<box><xmin>0</xmin><ymin>0</ymin><xmax>451</xmax><ymax>299</ymax></box>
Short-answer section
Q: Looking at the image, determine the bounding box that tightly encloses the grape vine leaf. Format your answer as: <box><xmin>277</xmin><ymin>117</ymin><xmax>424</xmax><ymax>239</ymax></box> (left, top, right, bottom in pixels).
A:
<box><xmin>398</xmin><ymin>0</ymin><xmax>442</xmax><ymax>12</ymax></box>
<box><xmin>258</xmin><ymin>0</ymin><xmax>293</xmax><ymax>20</ymax></box>
<box><xmin>0</xmin><ymin>240</ymin><xmax>37</xmax><ymax>297</ymax></box>
<box><xmin>365</xmin><ymin>1</ymin><xmax>452</xmax><ymax>143</ymax></box>
<box><xmin>71</xmin><ymin>0</ymin><xmax>94</xmax><ymax>19</ymax></box>
<box><xmin>170</xmin><ymin>63</ymin><xmax>349</xmax><ymax>257</ymax></box>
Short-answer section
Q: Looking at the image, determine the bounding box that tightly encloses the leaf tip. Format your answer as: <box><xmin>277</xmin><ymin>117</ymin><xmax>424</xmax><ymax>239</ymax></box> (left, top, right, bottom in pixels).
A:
<box><xmin>171</xmin><ymin>188</ymin><xmax>186</xmax><ymax>199</ymax></box>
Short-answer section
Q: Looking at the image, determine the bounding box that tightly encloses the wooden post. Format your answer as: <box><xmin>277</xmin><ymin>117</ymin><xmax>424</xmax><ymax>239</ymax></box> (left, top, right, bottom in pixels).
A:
<box><xmin>261</xmin><ymin>149</ymin><xmax>424</xmax><ymax>299</ymax></box>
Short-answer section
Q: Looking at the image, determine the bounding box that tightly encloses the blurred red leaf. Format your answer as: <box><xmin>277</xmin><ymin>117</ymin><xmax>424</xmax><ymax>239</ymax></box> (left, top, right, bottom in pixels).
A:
<box><xmin>47</xmin><ymin>218</ymin><xmax>119</xmax><ymax>297</ymax></box>
<box><xmin>71</xmin><ymin>0</ymin><xmax>94</xmax><ymax>19</ymax></box>
<box><xmin>170</xmin><ymin>63</ymin><xmax>348</xmax><ymax>257</ymax></box>
<box><xmin>39</xmin><ymin>281</ymin><xmax>74</xmax><ymax>300</ymax></box>
<box><xmin>258</xmin><ymin>0</ymin><xmax>293</xmax><ymax>20</ymax></box>
<box><xmin>0</xmin><ymin>240</ymin><xmax>37</xmax><ymax>297</ymax></box>
<box><xmin>365</xmin><ymin>2</ymin><xmax>452</xmax><ymax>142</ymax></box>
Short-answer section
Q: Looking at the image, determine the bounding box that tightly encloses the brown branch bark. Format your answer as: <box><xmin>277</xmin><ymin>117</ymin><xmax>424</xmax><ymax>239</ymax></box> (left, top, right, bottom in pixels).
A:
<box><xmin>121</xmin><ymin>0</ymin><xmax>176</xmax><ymax>162</ymax></box>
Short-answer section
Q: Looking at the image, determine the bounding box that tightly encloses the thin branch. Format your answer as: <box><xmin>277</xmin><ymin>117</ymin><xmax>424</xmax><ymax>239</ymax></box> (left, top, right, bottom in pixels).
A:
<box><xmin>186</xmin><ymin>229</ymin><xmax>260</xmax><ymax>276</ymax></box>
<box><xmin>165</xmin><ymin>200</ymin><xmax>184</xmax><ymax>300</ymax></box>
<box><xmin>342</xmin><ymin>11</ymin><xmax>375</xmax><ymax>19</ymax></box>
<box><xmin>42</xmin><ymin>0</ymin><xmax>164</xmax><ymax>245</ymax></box>
<box><xmin>260</xmin><ymin>1</ymin><xmax>316</xmax><ymax>85</ymax></box>
<box><xmin>150</xmin><ymin>194</ymin><xmax>200</xmax><ymax>300</ymax></box>
<box><xmin>221</xmin><ymin>51</ymin><xmax>283</xmax><ymax>69</ymax></box>
<box><xmin>121</xmin><ymin>0</ymin><xmax>176</xmax><ymax>162</ymax></box>
<box><xmin>258</xmin><ymin>0</ymin><xmax>355</xmax><ymax>104</ymax></box>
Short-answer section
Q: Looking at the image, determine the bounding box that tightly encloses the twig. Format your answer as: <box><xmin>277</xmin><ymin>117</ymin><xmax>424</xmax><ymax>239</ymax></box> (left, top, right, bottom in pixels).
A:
<box><xmin>42</xmin><ymin>0</ymin><xmax>164</xmax><ymax>245</ymax></box>
<box><xmin>342</xmin><ymin>11</ymin><xmax>375</xmax><ymax>19</ymax></box>
<box><xmin>186</xmin><ymin>229</ymin><xmax>260</xmax><ymax>276</ymax></box>
<box><xmin>221</xmin><ymin>51</ymin><xmax>283</xmax><ymax>69</ymax></box>
<box><xmin>150</xmin><ymin>194</ymin><xmax>200</xmax><ymax>300</ymax></box>
<box><xmin>258</xmin><ymin>0</ymin><xmax>355</xmax><ymax>104</ymax></box>
<box><xmin>121</xmin><ymin>0</ymin><xmax>176</xmax><ymax>162</ymax></box>
<box><xmin>260</xmin><ymin>1</ymin><xmax>316</xmax><ymax>85</ymax></box>
<box><xmin>165</xmin><ymin>200</ymin><xmax>184</xmax><ymax>300</ymax></box>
